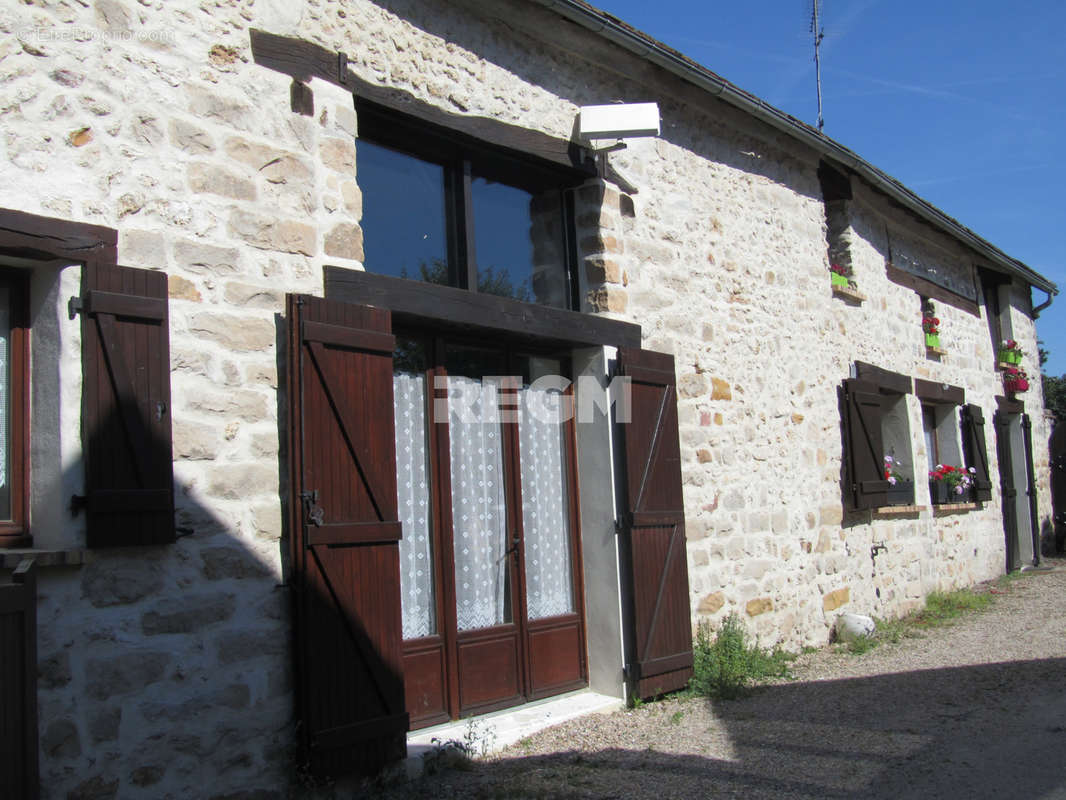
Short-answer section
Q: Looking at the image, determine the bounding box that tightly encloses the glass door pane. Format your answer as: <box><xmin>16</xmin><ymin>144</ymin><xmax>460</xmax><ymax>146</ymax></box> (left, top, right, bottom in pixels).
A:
<box><xmin>516</xmin><ymin>357</ymin><xmax>574</xmax><ymax>619</ymax></box>
<box><xmin>394</xmin><ymin>338</ymin><xmax>435</xmax><ymax>639</ymax></box>
<box><xmin>445</xmin><ymin>345</ymin><xmax>512</xmax><ymax>631</ymax></box>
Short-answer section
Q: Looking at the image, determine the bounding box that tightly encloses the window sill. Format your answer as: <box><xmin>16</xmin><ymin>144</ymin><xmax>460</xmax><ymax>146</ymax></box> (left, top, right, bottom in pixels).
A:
<box><xmin>932</xmin><ymin>502</ymin><xmax>979</xmax><ymax>514</ymax></box>
<box><xmin>926</xmin><ymin>345</ymin><xmax>948</xmax><ymax>356</ymax></box>
<box><xmin>832</xmin><ymin>285</ymin><xmax>866</xmax><ymax>304</ymax></box>
<box><xmin>873</xmin><ymin>504</ymin><xmax>926</xmax><ymax>516</ymax></box>
<box><xmin>0</xmin><ymin>548</ymin><xmax>91</xmax><ymax>569</ymax></box>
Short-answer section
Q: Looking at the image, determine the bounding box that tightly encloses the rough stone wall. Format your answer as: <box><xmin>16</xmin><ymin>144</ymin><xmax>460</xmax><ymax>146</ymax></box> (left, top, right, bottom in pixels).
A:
<box><xmin>592</xmin><ymin>98</ymin><xmax>1050</xmax><ymax>650</ymax></box>
<box><xmin>0</xmin><ymin>0</ymin><xmax>1053</xmax><ymax>794</ymax></box>
<box><xmin>2</xmin><ymin>2</ymin><xmax>380</xmax><ymax>796</ymax></box>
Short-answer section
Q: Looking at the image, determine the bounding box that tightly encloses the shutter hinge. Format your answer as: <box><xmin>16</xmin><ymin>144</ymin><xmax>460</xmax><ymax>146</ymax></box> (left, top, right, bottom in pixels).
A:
<box><xmin>300</xmin><ymin>489</ymin><xmax>324</xmax><ymax>527</ymax></box>
<box><xmin>68</xmin><ymin>296</ymin><xmax>83</xmax><ymax>320</ymax></box>
<box><xmin>70</xmin><ymin>494</ymin><xmax>87</xmax><ymax>516</ymax></box>
<box><xmin>337</xmin><ymin>51</ymin><xmax>349</xmax><ymax>85</ymax></box>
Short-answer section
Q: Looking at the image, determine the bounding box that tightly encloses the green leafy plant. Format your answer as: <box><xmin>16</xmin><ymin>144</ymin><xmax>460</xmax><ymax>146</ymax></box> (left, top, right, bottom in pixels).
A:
<box><xmin>916</xmin><ymin>589</ymin><xmax>992</xmax><ymax>623</ymax></box>
<box><xmin>689</xmin><ymin>613</ymin><xmax>795</xmax><ymax>699</ymax></box>
<box><xmin>844</xmin><ymin>634</ymin><xmax>876</xmax><ymax>654</ymax></box>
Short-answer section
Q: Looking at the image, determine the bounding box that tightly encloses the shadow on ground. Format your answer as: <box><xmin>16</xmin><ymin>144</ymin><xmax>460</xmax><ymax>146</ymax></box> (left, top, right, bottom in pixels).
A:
<box><xmin>375</xmin><ymin>657</ymin><xmax>1066</xmax><ymax>799</ymax></box>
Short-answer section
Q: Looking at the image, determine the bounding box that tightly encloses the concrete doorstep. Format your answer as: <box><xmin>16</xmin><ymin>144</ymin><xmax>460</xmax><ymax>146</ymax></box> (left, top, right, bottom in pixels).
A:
<box><xmin>402</xmin><ymin>689</ymin><xmax>624</xmax><ymax>779</ymax></box>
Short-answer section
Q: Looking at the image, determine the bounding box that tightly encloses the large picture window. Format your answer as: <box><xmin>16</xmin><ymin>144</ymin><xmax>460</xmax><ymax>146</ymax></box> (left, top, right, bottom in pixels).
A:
<box><xmin>356</xmin><ymin>102</ymin><xmax>580</xmax><ymax>309</ymax></box>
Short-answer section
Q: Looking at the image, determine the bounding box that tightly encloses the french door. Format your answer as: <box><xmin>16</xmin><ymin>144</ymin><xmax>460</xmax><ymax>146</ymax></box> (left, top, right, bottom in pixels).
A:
<box><xmin>395</xmin><ymin>334</ymin><xmax>587</xmax><ymax>726</ymax></box>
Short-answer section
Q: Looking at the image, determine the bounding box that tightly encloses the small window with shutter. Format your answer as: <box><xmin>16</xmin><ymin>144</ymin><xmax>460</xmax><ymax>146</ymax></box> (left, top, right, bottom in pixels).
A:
<box><xmin>842</xmin><ymin>364</ymin><xmax>915</xmax><ymax>510</ymax></box>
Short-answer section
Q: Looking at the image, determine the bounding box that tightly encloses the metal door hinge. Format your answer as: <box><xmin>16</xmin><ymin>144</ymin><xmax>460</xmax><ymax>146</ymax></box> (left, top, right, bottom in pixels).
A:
<box><xmin>300</xmin><ymin>489</ymin><xmax>324</xmax><ymax>527</ymax></box>
<box><xmin>68</xmin><ymin>296</ymin><xmax>83</xmax><ymax>320</ymax></box>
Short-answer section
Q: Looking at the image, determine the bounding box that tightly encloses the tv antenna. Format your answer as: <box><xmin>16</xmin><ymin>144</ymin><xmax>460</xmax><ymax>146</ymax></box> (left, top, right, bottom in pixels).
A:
<box><xmin>810</xmin><ymin>0</ymin><xmax>825</xmax><ymax>131</ymax></box>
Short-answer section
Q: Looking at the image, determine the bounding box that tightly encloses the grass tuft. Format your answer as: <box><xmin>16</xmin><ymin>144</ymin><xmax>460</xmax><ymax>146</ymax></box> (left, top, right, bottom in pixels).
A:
<box><xmin>912</xmin><ymin>589</ymin><xmax>992</xmax><ymax>625</ymax></box>
<box><xmin>838</xmin><ymin>587</ymin><xmax>995</xmax><ymax>657</ymax></box>
<box><xmin>689</xmin><ymin>613</ymin><xmax>795</xmax><ymax>699</ymax></box>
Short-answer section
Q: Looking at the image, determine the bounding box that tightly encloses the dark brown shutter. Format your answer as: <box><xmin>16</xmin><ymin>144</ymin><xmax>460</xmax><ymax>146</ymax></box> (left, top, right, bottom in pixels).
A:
<box><xmin>616</xmin><ymin>348</ymin><xmax>693</xmax><ymax>699</ymax></box>
<box><xmin>287</xmin><ymin>294</ymin><xmax>407</xmax><ymax>777</ymax></box>
<box><xmin>0</xmin><ymin>559</ymin><xmax>38</xmax><ymax>800</ymax></box>
<box><xmin>80</xmin><ymin>264</ymin><xmax>174</xmax><ymax>546</ymax></box>
<box><xmin>961</xmin><ymin>404</ymin><xmax>993</xmax><ymax>502</ymax></box>
<box><xmin>842</xmin><ymin>378</ymin><xmax>890</xmax><ymax>510</ymax></box>
<box><xmin>994</xmin><ymin>410</ymin><xmax>1019</xmax><ymax>571</ymax></box>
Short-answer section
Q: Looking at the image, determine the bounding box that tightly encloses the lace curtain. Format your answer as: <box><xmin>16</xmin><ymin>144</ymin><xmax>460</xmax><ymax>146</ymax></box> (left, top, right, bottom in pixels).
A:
<box><xmin>448</xmin><ymin>375</ymin><xmax>509</xmax><ymax>631</ymax></box>
<box><xmin>394</xmin><ymin>372</ymin><xmax>574</xmax><ymax>635</ymax></box>
<box><xmin>394</xmin><ymin>372</ymin><xmax>435</xmax><ymax>640</ymax></box>
<box><xmin>518</xmin><ymin>385</ymin><xmax>573</xmax><ymax>619</ymax></box>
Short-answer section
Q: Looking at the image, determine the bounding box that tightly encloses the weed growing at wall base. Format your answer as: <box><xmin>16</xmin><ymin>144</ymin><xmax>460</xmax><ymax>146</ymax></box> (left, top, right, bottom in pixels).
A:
<box><xmin>840</xmin><ymin>587</ymin><xmax>995</xmax><ymax>655</ymax></box>
<box><xmin>689</xmin><ymin>613</ymin><xmax>795</xmax><ymax>699</ymax></box>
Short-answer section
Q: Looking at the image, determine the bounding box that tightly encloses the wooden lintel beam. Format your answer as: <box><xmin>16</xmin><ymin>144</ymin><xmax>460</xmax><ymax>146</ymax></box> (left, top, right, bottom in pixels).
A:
<box><xmin>324</xmin><ymin>266</ymin><xmax>641</xmax><ymax>350</ymax></box>
<box><xmin>249</xmin><ymin>29</ymin><xmax>596</xmax><ymax>175</ymax></box>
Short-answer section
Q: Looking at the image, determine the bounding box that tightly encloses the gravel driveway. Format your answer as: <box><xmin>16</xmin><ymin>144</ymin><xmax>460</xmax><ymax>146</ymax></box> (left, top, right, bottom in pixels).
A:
<box><xmin>373</xmin><ymin>560</ymin><xmax>1066</xmax><ymax>799</ymax></box>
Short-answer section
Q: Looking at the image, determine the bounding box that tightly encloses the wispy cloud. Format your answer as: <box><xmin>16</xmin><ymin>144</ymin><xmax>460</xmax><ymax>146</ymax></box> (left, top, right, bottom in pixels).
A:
<box><xmin>768</xmin><ymin>0</ymin><xmax>881</xmax><ymax>106</ymax></box>
<box><xmin>908</xmin><ymin>162</ymin><xmax>1057</xmax><ymax>189</ymax></box>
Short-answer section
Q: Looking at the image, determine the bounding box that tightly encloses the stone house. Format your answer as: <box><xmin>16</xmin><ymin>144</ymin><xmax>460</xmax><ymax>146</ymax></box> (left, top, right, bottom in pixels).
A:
<box><xmin>0</xmin><ymin>0</ymin><xmax>1057</xmax><ymax>796</ymax></box>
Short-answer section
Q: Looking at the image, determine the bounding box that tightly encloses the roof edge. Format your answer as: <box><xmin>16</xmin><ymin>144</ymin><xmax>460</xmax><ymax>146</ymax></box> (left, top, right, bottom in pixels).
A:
<box><xmin>516</xmin><ymin>0</ymin><xmax>1056</xmax><ymax>295</ymax></box>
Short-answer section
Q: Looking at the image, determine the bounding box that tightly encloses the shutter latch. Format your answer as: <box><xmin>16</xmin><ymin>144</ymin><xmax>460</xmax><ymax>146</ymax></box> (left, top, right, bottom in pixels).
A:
<box><xmin>70</xmin><ymin>494</ymin><xmax>87</xmax><ymax>516</ymax></box>
<box><xmin>300</xmin><ymin>489</ymin><xmax>324</xmax><ymax>527</ymax></box>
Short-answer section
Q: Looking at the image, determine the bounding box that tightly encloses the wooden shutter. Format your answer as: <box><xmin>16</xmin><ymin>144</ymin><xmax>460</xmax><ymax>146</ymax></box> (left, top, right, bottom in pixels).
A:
<box><xmin>287</xmin><ymin>294</ymin><xmax>407</xmax><ymax>777</ymax></box>
<box><xmin>80</xmin><ymin>264</ymin><xmax>174</xmax><ymax>546</ymax></box>
<box><xmin>0</xmin><ymin>559</ymin><xmax>38</xmax><ymax>800</ymax></box>
<box><xmin>842</xmin><ymin>378</ymin><xmax>890</xmax><ymax>510</ymax></box>
<box><xmin>616</xmin><ymin>348</ymin><xmax>693</xmax><ymax>699</ymax></box>
<box><xmin>961</xmin><ymin>404</ymin><xmax>993</xmax><ymax>502</ymax></box>
<box><xmin>1022</xmin><ymin>415</ymin><xmax>1041</xmax><ymax>562</ymax></box>
<box><xmin>994</xmin><ymin>410</ymin><xmax>1019</xmax><ymax>571</ymax></box>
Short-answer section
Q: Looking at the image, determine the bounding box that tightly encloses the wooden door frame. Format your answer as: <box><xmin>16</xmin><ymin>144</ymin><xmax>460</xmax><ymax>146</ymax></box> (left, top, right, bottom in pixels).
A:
<box><xmin>396</xmin><ymin>330</ymin><xmax>589</xmax><ymax>724</ymax></box>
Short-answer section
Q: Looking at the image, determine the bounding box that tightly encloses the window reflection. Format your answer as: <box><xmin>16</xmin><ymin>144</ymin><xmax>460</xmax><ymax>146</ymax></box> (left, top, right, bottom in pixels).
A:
<box><xmin>471</xmin><ymin>178</ymin><xmax>568</xmax><ymax>308</ymax></box>
<box><xmin>357</xmin><ymin>140</ymin><xmax>451</xmax><ymax>285</ymax></box>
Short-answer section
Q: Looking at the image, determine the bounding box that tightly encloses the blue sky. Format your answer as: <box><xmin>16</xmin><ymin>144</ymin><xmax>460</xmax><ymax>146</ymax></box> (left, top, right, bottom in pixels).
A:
<box><xmin>596</xmin><ymin>0</ymin><xmax>1066</xmax><ymax>376</ymax></box>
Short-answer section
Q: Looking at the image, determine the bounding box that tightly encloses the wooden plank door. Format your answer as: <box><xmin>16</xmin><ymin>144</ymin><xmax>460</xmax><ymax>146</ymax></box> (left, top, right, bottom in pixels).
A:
<box><xmin>0</xmin><ymin>559</ymin><xmax>38</xmax><ymax>800</ymax></box>
<box><xmin>616</xmin><ymin>348</ymin><xmax>693</xmax><ymax>699</ymax></box>
<box><xmin>1052</xmin><ymin>423</ymin><xmax>1066</xmax><ymax>553</ymax></box>
<box><xmin>287</xmin><ymin>295</ymin><xmax>407</xmax><ymax>777</ymax></box>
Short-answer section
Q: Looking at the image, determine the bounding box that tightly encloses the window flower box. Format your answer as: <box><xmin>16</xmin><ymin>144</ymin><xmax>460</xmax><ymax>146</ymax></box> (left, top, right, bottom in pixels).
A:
<box><xmin>928</xmin><ymin>464</ymin><xmax>975</xmax><ymax>505</ymax></box>
<box><xmin>1004</xmin><ymin>366</ymin><xmax>1029</xmax><ymax>394</ymax></box>
<box><xmin>928</xmin><ymin>480</ymin><xmax>952</xmax><ymax>505</ymax></box>
<box><xmin>883</xmin><ymin>456</ymin><xmax>913</xmax><ymax>505</ymax></box>
<box><xmin>998</xmin><ymin>339</ymin><xmax>1024</xmax><ymax>364</ymax></box>
<box><xmin>886</xmin><ymin>479</ymin><xmax>915</xmax><ymax>506</ymax></box>
<box><xmin>831</xmin><ymin>271</ymin><xmax>849</xmax><ymax>288</ymax></box>
<box><xmin>924</xmin><ymin>333</ymin><xmax>941</xmax><ymax>349</ymax></box>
